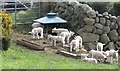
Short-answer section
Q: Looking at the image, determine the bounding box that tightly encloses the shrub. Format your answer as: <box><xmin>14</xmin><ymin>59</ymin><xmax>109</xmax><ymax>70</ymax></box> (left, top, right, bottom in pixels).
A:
<box><xmin>0</xmin><ymin>10</ymin><xmax>13</xmax><ymax>51</ymax></box>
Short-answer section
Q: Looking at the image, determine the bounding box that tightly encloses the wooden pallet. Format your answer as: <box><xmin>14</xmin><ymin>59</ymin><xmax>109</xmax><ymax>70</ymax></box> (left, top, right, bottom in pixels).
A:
<box><xmin>16</xmin><ymin>38</ymin><xmax>44</xmax><ymax>51</ymax></box>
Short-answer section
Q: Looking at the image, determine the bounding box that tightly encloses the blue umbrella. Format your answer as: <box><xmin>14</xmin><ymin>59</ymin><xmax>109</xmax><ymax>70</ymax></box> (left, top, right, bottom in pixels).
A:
<box><xmin>34</xmin><ymin>13</ymin><xmax>67</xmax><ymax>24</ymax></box>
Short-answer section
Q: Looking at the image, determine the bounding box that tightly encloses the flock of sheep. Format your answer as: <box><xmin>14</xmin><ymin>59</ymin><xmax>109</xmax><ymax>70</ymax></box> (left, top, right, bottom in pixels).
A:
<box><xmin>29</xmin><ymin>22</ymin><xmax>118</xmax><ymax>64</ymax></box>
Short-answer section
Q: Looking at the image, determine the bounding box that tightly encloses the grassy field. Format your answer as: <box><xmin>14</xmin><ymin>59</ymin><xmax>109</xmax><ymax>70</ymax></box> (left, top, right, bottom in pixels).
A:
<box><xmin>2</xmin><ymin>42</ymin><xmax>118</xmax><ymax>69</ymax></box>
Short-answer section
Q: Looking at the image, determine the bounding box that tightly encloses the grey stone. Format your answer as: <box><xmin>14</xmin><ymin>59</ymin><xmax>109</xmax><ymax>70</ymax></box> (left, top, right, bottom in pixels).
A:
<box><xmin>117</xmin><ymin>16</ymin><xmax>120</xmax><ymax>27</ymax></box>
<box><xmin>103</xmin><ymin>26</ymin><xmax>110</xmax><ymax>34</ymax></box>
<box><xmin>93</xmin><ymin>27</ymin><xmax>103</xmax><ymax>35</ymax></box>
<box><xmin>98</xmin><ymin>14</ymin><xmax>102</xmax><ymax>17</ymax></box>
<box><xmin>99</xmin><ymin>34</ymin><xmax>110</xmax><ymax>44</ymax></box>
<box><xmin>106</xmin><ymin>20</ymin><xmax>111</xmax><ymax>26</ymax></box>
<box><xmin>65</xmin><ymin>16</ymin><xmax>72</xmax><ymax>21</ymax></box>
<box><xmin>95</xmin><ymin>17</ymin><xmax>99</xmax><ymax>23</ymax></box>
<box><xmin>82</xmin><ymin>4</ymin><xmax>92</xmax><ymax>12</ymax></box>
<box><xmin>110</xmin><ymin>16</ymin><xmax>117</xmax><ymax>22</ymax></box>
<box><xmin>59</xmin><ymin>13</ymin><xmax>66</xmax><ymax>19</ymax></box>
<box><xmin>108</xmin><ymin>30</ymin><xmax>119</xmax><ymax>42</ymax></box>
<box><xmin>94</xmin><ymin>23</ymin><xmax>103</xmax><ymax>29</ymax></box>
<box><xmin>118</xmin><ymin>29</ymin><xmax>120</xmax><ymax>35</ymax></box>
<box><xmin>110</xmin><ymin>22</ymin><xmax>118</xmax><ymax>30</ymax></box>
<box><xmin>116</xmin><ymin>42</ymin><xmax>120</xmax><ymax>47</ymax></box>
<box><xmin>104</xmin><ymin>42</ymin><xmax>115</xmax><ymax>50</ymax></box>
<box><xmin>83</xmin><ymin>26</ymin><xmax>93</xmax><ymax>33</ymax></box>
<box><xmin>100</xmin><ymin>17</ymin><xmax>106</xmax><ymax>25</ymax></box>
<box><xmin>84</xmin><ymin>18</ymin><xmax>95</xmax><ymax>26</ymax></box>
<box><xmin>79</xmin><ymin>33</ymin><xmax>99</xmax><ymax>43</ymax></box>
<box><xmin>77</xmin><ymin>29</ymin><xmax>84</xmax><ymax>35</ymax></box>
<box><xmin>105</xmin><ymin>16</ymin><xmax>109</xmax><ymax>19</ymax></box>
<box><xmin>103</xmin><ymin>12</ymin><xmax>108</xmax><ymax>16</ymax></box>
<box><xmin>86</xmin><ymin>10</ymin><xmax>96</xmax><ymax>18</ymax></box>
<box><xmin>95</xmin><ymin>11</ymin><xmax>99</xmax><ymax>15</ymax></box>
<box><xmin>84</xmin><ymin>43</ymin><xmax>96</xmax><ymax>51</ymax></box>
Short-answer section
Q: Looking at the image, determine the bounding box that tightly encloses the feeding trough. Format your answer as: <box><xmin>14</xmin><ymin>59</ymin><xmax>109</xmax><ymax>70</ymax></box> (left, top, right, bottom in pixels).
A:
<box><xmin>17</xmin><ymin>38</ymin><xmax>44</xmax><ymax>51</ymax></box>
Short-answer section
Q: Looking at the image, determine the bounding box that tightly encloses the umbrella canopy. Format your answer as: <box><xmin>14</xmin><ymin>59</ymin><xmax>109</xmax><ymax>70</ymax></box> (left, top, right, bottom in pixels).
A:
<box><xmin>34</xmin><ymin>13</ymin><xmax>67</xmax><ymax>24</ymax></box>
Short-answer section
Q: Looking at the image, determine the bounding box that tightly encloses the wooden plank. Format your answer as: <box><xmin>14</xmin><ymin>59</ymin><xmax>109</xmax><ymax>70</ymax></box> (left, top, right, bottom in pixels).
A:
<box><xmin>16</xmin><ymin>39</ymin><xmax>44</xmax><ymax>51</ymax></box>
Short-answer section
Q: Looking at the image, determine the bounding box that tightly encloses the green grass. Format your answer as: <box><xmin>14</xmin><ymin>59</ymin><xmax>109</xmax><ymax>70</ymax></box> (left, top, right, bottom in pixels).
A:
<box><xmin>2</xmin><ymin>43</ymin><xmax>118</xmax><ymax>69</ymax></box>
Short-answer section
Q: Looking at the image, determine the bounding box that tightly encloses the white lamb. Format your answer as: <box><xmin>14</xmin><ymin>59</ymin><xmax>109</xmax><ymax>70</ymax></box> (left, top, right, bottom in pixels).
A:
<box><xmin>52</xmin><ymin>27</ymin><xmax>69</xmax><ymax>35</ymax></box>
<box><xmin>96</xmin><ymin>42</ymin><xmax>105</xmax><ymax>52</ymax></box>
<box><xmin>103</xmin><ymin>49</ymin><xmax>118</xmax><ymax>64</ymax></box>
<box><xmin>29</xmin><ymin>27</ymin><xmax>43</xmax><ymax>39</ymax></box>
<box><xmin>89</xmin><ymin>50</ymin><xmax>107</xmax><ymax>62</ymax></box>
<box><xmin>70</xmin><ymin>39</ymin><xmax>79</xmax><ymax>52</ymax></box>
<box><xmin>47</xmin><ymin>34</ymin><xmax>65</xmax><ymax>47</ymax></box>
<box><xmin>74</xmin><ymin>36</ymin><xmax>83</xmax><ymax>48</ymax></box>
<box><xmin>83</xmin><ymin>56</ymin><xmax>98</xmax><ymax>64</ymax></box>
<box><xmin>59</xmin><ymin>31</ymin><xmax>74</xmax><ymax>44</ymax></box>
<box><xmin>32</xmin><ymin>22</ymin><xmax>41</xmax><ymax>28</ymax></box>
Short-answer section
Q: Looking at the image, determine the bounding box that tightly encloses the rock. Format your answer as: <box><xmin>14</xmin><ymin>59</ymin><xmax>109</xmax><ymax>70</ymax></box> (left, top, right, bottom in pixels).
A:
<box><xmin>106</xmin><ymin>20</ymin><xmax>111</xmax><ymax>26</ymax></box>
<box><xmin>86</xmin><ymin>10</ymin><xmax>96</xmax><ymax>18</ymax></box>
<box><xmin>116</xmin><ymin>42</ymin><xmax>120</xmax><ymax>47</ymax></box>
<box><xmin>59</xmin><ymin>13</ymin><xmax>66</xmax><ymax>19</ymax></box>
<box><xmin>77</xmin><ymin>29</ymin><xmax>84</xmax><ymax>35</ymax></box>
<box><xmin>117</xmin><ymin>16</ymin><xmax>120</xmax><ymax>27</ymax></box>
<box><xmin>98</xmin><ymin>14</ymin><xmax>102</xmax><ymax>17</ymax></box>
<box><xmin>118</xmin><ymin>29</ymin><xmax>120</xmax><ymax>35</ymax></box>
<box><xmin>99</xmin><ymin>34</ymin><xmax>110</xmax><ymax>44</ymax></box>
<box><xmin>103</xmin><ymin>26</ymin><xmax>110</xmax><ymax>34</ymax></box>
<box><xmin>65</xmin><ymin>16</ymin><xmax>72</xmax><ymax>21</ymax></box>
<box><xmin>94</xmin><ymin>23</ymin><xmax>103</xmax><ymax>30</ymax></box>
<box><xmin>95</xmin><ymin>11</ymin><xmax>99</xmax><ymax>15</ymax></box>
<box><xmin>105</xmin><ymin>16</ymin><xmax>109</xmax><ymax>19</ymax></box>
<box><xmin>103</xmin><ymin>12</ymin><xmax>108</xmax><ymax>16</ymax></box>
<box><xmin>79</xmin><ymin>33</ymin><xmax>99</xmax><ymax>43</ymax></box>
<box><xmin>100</xmin><ymin>17</ymin><xmax>106</xmax><ymax>25</ymax></box>
<box><xmin>95</xmin><ymin>17</ymin><xmax>99</xmax><ymax>23</ymax></box>
<box><xmin>110</xmin><ymin>22</ymin><xmax>118</xmax><ymax>30</ymax></box>
<box><xmin>84</xmin><ymin>43</ymin><xmax>96</xmax><ymax>51</ymax></box>
<box><xmin>83</xmin><ymin>26</ymin><xmax>93</xmax><ymax>33</ymax></box>
<box><xmin>104</xmin><ymin>42</ymin><xmax>115</xmax><ymax>50</ymax></box>
<box><xmin>110</xmin><ymin>16</ymin><xmax>117</xmax><ymax>22</ymax></box>
<box><xmin>93</xmin><ymin>28</ymin><xmax>103</xmax><ymax>35</ymax></box>
<box><xmin>82</xmin><ymin>4</ymin><xmax>92</xmax><ymax>12</ymax></box>
<box><xmin>108</xmin><ymin>30</ymin><xmax>119</xmax><ymax>42</ymax></box>
<box><xmin>84</xmin><ymin>18</ymin><xmax>95</xmax><ymax>26</ymax></box>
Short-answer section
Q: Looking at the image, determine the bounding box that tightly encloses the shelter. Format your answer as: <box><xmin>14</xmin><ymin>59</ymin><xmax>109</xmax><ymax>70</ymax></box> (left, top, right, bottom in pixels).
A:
<box><xmin>34</xmin><ymin>13</ymin><xmax>67</xmax><ymax>34</ymax></box>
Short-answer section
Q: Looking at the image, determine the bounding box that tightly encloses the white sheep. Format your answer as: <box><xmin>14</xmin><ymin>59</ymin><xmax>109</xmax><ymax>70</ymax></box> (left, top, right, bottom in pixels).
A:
<box><xmin>96</xmin><ymin>42</ymin><xmax>105</xmax><ymax>52</ymax></box>
<box><xmin>52</xmin><ymin>27</ymin><xmax>69</xmax><ymax>35</ymax></box>
<box><xmin>59</xmin><ymin>31</ymin><xmax>74</xmax><ymax>44</ymax></box>
<box><xmin>103</xmin><ymin>49</ymin><xmax>118</xmax><ymax>64</ymax></box>
<box><xmin>29</xmin><ymin>27</ymin><xmax>43</xmax><ymax>39</ymax></box>
<box><xmin>32</xmin><ymin>22</ymin><xmax>41</xmax><ymax>28</ymax></box>
<box><xmin>47</xmin><ymin>34</ymin><xmax>65</xmax><ymax>47</ymax></box>
<box><xmin>70</xmin><ymin>39</ymin><xmax>79</xmax><ymax>52</ymax></box>
<box><xmin>83</xmin><ymin>56</ymin><xmax>98</xmax><ymax>64</ymax></box>
<box><xmin>89</xmin><ymin>50</ymin><xmax>107</xmax><ymax>63</ymax></box>
<box><xmin>74</xmin><ymin>36</ymin><xmax>83</xmax><ymax>48</ymax></box>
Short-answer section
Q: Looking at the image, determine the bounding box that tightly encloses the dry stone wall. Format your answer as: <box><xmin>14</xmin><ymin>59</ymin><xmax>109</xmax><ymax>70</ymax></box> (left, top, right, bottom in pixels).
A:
<box><xmin>40</xmin><ymin>2</ymin><xmax>120</xmax><ymax>50</ymax></box>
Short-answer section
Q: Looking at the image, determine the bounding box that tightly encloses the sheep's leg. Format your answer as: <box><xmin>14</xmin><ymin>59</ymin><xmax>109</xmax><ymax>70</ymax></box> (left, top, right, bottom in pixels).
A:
<box><xmin>67</xmin><ymin>37</ymin><xmax>70</xmax><ymax>44</ymax></box>
<box><xmin>33</xmin><ymin>34</ymin><xmax>35</xmax><ymax>39</ymax></box>
<box><xmin>110</xmin><ymin>57</ymin><xmax>113</xmax><ymax>64</ymax></box>
<box><xmin>36</xmin><ymin>32</ymin><xmax>40</xmax><ymax>39</ymax></box>
<box><xmin>70</xmin><ymin>45</ymin><xmax>73</xmax><ymax>52</ymax></box>
<box><xmin>40</xmin><ymin>30</ymin><xmax>43</xmax><ymax>38</ymax></box>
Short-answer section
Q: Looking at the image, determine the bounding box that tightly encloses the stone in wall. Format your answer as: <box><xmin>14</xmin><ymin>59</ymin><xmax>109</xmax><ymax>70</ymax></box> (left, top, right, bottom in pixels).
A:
<box><xmin>110</xmin><ymin>22</ymin><xmax>118</xmax><ymax>30</ymax></box>
<box><xmin>103</xmin><ymin>12</ymin><xmax>108</xmax><ymax>16</ymax></box>
<box><xmin>118</xmin><ymin>29</ymin><xmax>120</xmax><ymax>35</ymax></box>
<box><xmin>116</xmin><ymin>42</ymin><xmax>120</xmax><ymax>47</ymax></box>
<box><xmin>86</xmin><ymin>10</ymin><xmax>96</xmax><ymax>18</ymax></box>
<box><xmin>95</xmin><ymin>17</ymin><xmax>99</xmax><ymax>23</ymax></box>
<box><xmin>83</xmin><ymin>25</ymin><xmax>93</xmax><ymax>33</ymax></box>
<box><xmin>84</xmin><ymin>18</ymin><xmax>95</xmax><ymax>26</ymax></box>
<box><xmin>94</xmin><ymin>23</ymin><xmax>103</xmax><ymax>30</ymax></box>
<box><xmin>104</xmin><ymin>42</ymin><xmax>115</xmax><ymax>50</ymax></box>
<box><xmin>117</xmin><ymin>16</ymin><xmax>120</xmax><ymax>27</ymax></box>
<box><xmin>106</xmin><ymin>20</ymin><xmax>111</xmax><ymax>26</ymax></box>
<box><xmin>108</xmin><ymin>30</ymin><xmax>119</xmax><ymax>42</ymax></box>
<box><xmin>79</xmin><ymin>33</ymin><xmax>99</xmax><ymax>43</ymax></box>
<box><xmin>84</xmin><ymin>43</ymin><xmax>96</xmax><ymax>51</ymax></box>
<box><xmin>100</xmin><ymin>17</ymin><xmax>106</xmax><ymax>25</ymax></box>
<box><xmin>103</xmin><ymin>26</ymin><xmax>110</xmax><ymax>34</ymax></box>
<box><xmin>99</xmin><ymin>34</ymin><xmax>110</xmax><ymax>44</ymax></box>
<box><xmin>82</xmin><ymin>4</ymin><xmax>92</xmax><ymax>12</ymax></box>
<box><xmin>110</xmin><ymin>16</ymin><xmax>117</xmax><ymax>22</ymax></box>
<box><xmin>93</xmin><ymin>27</ymin><xmax>102</xmax><ymax>35</ymax></box>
